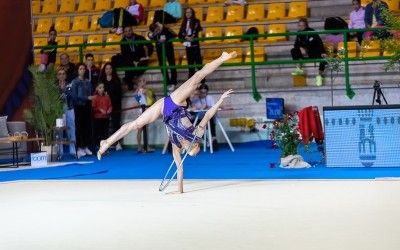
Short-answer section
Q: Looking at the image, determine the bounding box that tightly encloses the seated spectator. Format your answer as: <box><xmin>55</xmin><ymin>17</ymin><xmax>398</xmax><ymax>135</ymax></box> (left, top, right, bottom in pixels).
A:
<box><xmin>92</xmin><ymin>82</ymin><xmax>112</xmax><ymax>151</ymax></box>
<box><xmin>148</xmin><ymin>22</ymin><xmax>177</xmax><ymax>91</ymax></box>
<box><xmin>153</xmin><ymin>0</ymin><xmax>182</xmax><ymax>25</ymax></box>
<box><xmin>291</xmin><ymin>18</ymin><xmax>327</xmax><ymax>87</ymax></box>
<box><xmin>85</xmin><ymin>53</ymin><xmax>100</xmax><ymax>86</ymax></box>
<box><xmin>349</xmin><ymin>0</ymin><xmax>365</xmax><ymax>44</ymax></box>
<box><xmin>111</xmin><ymin>0</ymin><xmax>144</xmax><ymax>34</ymax></box>
<box><xmin>60</xmin><ymin>53</ymin><xmax>76</xmax><ymax>83</ymax></box>
<box><xmin>114</xmin><ymin>26</ymin><xmax>154</xmax><ymax>91</ymax></box>
<box><xmin>324</xmin><ymin>33</ymin><xmax>344</xmax><ymax>52</ymax></box>
<box><xmin>364</xmin><ymin>0</ymin><xmax>389</xmax><ymax>39</ymax></box>
<box><xmin>39</xmin><ymin>25</ymin><xmax>57</xmax><ymax>72</ymax></box>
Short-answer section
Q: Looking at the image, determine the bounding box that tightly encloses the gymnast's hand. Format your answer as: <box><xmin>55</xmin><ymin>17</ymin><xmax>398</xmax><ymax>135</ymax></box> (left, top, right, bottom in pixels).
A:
<box><xmin>97</xmin><ymin>140</ymin><xmax>110</xmax><ymax>160</ymax></box>
<box><xmin>221</xmin><ymin>51</ymin><xmax>237</xmax><ymax>61</ymax></box>
<box><xmin>219</xmin><ymin>89</ymin><xmax>234</xmax><ymax>101</ymax></box>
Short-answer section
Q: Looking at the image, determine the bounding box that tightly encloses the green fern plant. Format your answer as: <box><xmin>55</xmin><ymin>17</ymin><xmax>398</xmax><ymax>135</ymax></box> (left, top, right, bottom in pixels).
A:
<box><xmin>23</xmin><ymin>66</ymin><xmax>63</xmax><ymax>146</ymax></box>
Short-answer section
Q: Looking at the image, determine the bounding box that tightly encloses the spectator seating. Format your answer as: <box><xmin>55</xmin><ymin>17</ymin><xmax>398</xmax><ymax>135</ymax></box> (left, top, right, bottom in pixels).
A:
<box><xmin>245</xmin><ymin>47</ymin><xmax>265</xmax><ymax>62</ymax></box>
<box><xmin>67</xmin><ymin>35</ymin><xmax>85</xmax><ymax>52</ymax></box>
<box><xmin>35</xmin><ymin>18</ymin><xmax>53</xmax><ymax>34</ymax></box>
<box><xmin>95</xmin><ymin>0</ymin><xmax>112</xmax><ymax>11</ymax></box>
<box><xmin>77</xmin><ymin>0</ymin><xmax>94</xmax><ymax>12</ymax></box>
<box><xmin>225</xmin><ymin>26</ymin><xmax>243</xmax><ymax>43</ymax></box>
<box><xmin>59</xmin><ymin>0</ymin><xmax>76</xmax><ymax>13</ymax></box>
<box><xmin>361</xmin><ymin>40</ymin><xmax>381</xmax><ymax>57</ymax></box>
<box><xmin>42</xmin><ymin>0</ymin><xmax>58</xmax><ymax>14</ymax></box>
<box><xmin>337</xmin><ymin>41</ymin><xmax>357</xmax><ymax>58</ymax></box>
<box><xmin>32</xmin><ymin>1</ymin><xmax>41</xmax><ymax>15</ymax></box>
<box><xmin>265</xmin><ymin>3</ymin><xmax>286</xmax><ymax>21</ymax></box>
<box><xmin>72</xmin><ymin>16</ymin><xmax>90</xmax><ymax>32</ymax></box>
<box><xmin>246</xmin><ymin>4</ymin><xmax>265</xmax><ymax>22</ymax></box>
<box><xmin>86</xmin><ymin>34</ymin><xmax>104</xmax><ymax>51</ymax></box>
<box><xmin>286</xmin><ymin>1</ymin><xmax>308</xmax><ymax>19</ymax></box>
<box><xmin>266</xmin><ymin>24</ymin><xmax>287</xmax><ymax>43</ymax></box>
<box><xmin>225</xmin><ymin>5</ymin><xmax>244</xmax><ymax>23</ymax></box>
<box><xmin>204</xmin><ymin>6</ymin><xmax>224</xmax><ymax>24</ymax></box>
<box><xmin>55</xmin><ymin>16</ymin><xmax>71</xmax><ymax>33</ymax></box>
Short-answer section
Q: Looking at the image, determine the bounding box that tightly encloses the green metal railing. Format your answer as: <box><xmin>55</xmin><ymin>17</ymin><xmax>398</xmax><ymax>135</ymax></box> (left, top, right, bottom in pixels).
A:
<box><xmin>34</xmin><ymin>27</ymin><xmax>394</xmax><ymax>101</ymax></box>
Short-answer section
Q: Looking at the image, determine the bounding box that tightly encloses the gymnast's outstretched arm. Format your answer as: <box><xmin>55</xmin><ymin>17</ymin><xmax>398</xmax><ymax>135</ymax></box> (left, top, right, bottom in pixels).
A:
<box><xmin>170</xmin><ymin>51</ymin><xmax>237</xmax><ymax>106</ymax></box>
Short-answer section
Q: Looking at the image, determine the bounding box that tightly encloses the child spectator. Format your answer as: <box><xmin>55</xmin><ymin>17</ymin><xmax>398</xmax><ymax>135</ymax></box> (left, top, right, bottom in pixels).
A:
<box><xmin>92</xmin><ymin>83</ymin><xmax>113</xmax><ymax>150</ymax></box>
<box><xmin>85</xmin><ymin>53</ymin><xmax>100</xmax><ymax>86</ymax></box>
<box><xmin>39</xmin><ymin>25</ymin><xmax>57</xmax><ymax>72</ymax></box>
<box><xmin>349</xmin><ymin>0</ymin><xmax>365</xmax><ymax>44</ymax></box>
<box><xmin>111</xmin><ymin>0</ymin><xmax>144</xmax><ymax>34</ymax></box>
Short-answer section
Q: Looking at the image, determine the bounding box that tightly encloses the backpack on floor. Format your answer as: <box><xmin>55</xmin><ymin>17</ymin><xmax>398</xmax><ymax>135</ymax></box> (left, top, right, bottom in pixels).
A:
<box><xmin>99</xmin><ymin>11</ymin><xmax>114</xmax><ymax>28</ymax></box>
<box><xmin>324</xmin><ymin>17</ymin><xmax>348</xmax><ymax>34</ymax></box>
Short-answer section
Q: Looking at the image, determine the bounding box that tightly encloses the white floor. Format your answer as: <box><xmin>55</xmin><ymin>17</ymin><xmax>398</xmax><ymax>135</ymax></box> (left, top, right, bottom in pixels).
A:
<box><xmin>0</xmin><ymin>180</ymin><xmax>400</xmax><ymax>250</ymax></box>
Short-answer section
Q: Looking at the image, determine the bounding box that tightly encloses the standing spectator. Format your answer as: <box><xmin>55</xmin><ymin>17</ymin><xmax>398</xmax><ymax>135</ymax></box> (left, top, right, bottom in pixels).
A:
<box><xmin>349</xmin><ymin>0</ymin><xmax>365</xmax><ymax>44</ymax></box>
<box><xmin>100</xmin><ymin>62</ymin><xmax>123</xmax><ymax>151</ymax></box>
<box><xmin>148</xmin><ymin>22</ymin><xmax>177</xmax><ymax>91</ymax></box>
<box><xmin>70</xmin><ymin>63</ymin><xmax>97</xmax><ymax>158</ymax></box>
<box><xmin>198</xmin><ymin>84</ymin><xmax>219</xmax><ymax>151</ymax></box>
<box><xmin>111</xmin><ymin>0</ymin><xmax>144</xmax><ymax>34</ymax></box>
<box><xmin>85</xmin><ymin>53</ymin><xmax>100</xmax><ymax>86</ymax></box>
<box><xmin>134</xmin><ymin>76</ymin><xmax>156</xmax><ymax>152</ymax></box>
<box><xmin>153</xmin><ymin>0</ymin><xmax>182</xmax><ymax>25</ymax></box>
<box><xmin>291</xmin><ymin>18</ymin><xmax>327</xmax><ymax>86</ymax></box>
<box><xmin>39</xmin><ymin>25</ymin><xmax>57</xmax><ymax>72</ymax></box>
<box><xmin>178</xmin><ymin>8</ymin><xmax>205</xmax><ymax>84</ymax></box>
<box><xmin>60</xmin><ymin>53</ymin><xmax>76</xmax><ymax>83</ymax></box>
<box><xmin>364</xmin><ymin>0</ymin><xmax>389</xmax><ymax>39</ymax></box>
<box><xmin>118</xmin><ymin>26</ymin><xmax>154</xmax><ymax>91</ymax></box>
<box><xmin>92</xmin><ymin>83</ymin><xmax>113</xmax><ymax>150</ymax></box>
<box><xmin>57</xmin><ymin>67</ymin><xmax>76</xmax><ymax>158</ymax></box>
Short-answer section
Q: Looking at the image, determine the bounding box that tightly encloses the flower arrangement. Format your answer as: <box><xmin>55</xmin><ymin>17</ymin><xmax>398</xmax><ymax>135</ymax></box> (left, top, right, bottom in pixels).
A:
<box><xmin>267</xmin><ymin>112</ymin><xmax>302</xmax><ymax>157</ymax></box>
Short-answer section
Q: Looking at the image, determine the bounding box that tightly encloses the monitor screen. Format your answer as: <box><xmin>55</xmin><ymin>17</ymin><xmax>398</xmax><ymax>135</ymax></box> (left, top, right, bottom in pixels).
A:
<box><xmin>323</xmin><ymin>105</ymin><xmax>400</xmax><ymax>167</ymax></box>
<box><xmin>266</xmin><ymin>98</ymin><xmax>284</xmax><ymax>119</ymax></box>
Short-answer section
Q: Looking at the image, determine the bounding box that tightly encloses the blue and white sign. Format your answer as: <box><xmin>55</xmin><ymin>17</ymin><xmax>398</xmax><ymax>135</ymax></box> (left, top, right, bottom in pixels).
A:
<box><xmin>31</xmin><ymin>152</ymin><xmax>48</xmax><ymax>167</ymax></box>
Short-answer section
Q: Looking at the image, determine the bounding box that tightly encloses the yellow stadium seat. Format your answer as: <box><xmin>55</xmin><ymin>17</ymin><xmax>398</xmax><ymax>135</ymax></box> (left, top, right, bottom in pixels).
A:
<box><xmin>249</xmin><ymin>25</ymin><xmax>267</xmax><ymax>43</ymax></box>
<box><xmin>32</xmin><ymin>1</ymin><xmax>41</xmax><ymax>15</ymax></box>
<box><xmin>264</xmin><ymin>3</ymin><xmax>285</xmax><ymax>21</ymax></box>
<box><xmin>266</xmin><ymin>24</ymin><xmax>287</xmax><ymax>43</ymax></box>
<box><xmin>77</xmin><ymin>0</ymin><xmax>94</xmax><ymax>12</ymax></box>
<box><xmin>361</xmin><ymin>0</ymin><xmax>372</xmax><ymax>6</ymax></box>
<box><xmin>55</xmin><ymin>36</ymin><xmax>67</xmax><ymax>51</ymax></box>
<box><xmin>225</xmin><ymin>5</ymin><xmax>244</xmax><ymax>23</ymax></box>
<box><xmin>286</xmin><ymin>1</ymin><xmax>308</xmax><ymax>19</ymax></box>
<box><xmin>207</xmin><ymin>0</ymin><xmax>224</xmax><ymax>4</ymax></box>
<box><xmin>203</xmin><ymin>27</ymin><xmax>223</xmax><ymax>44</ymax></box>
<box><xmin>33</xmin><ymin>37</ymin><xmax>48</xmax><ymax>54</ymax></box>
<box><xmin>187</xmin><ymin>0</ymin><xmax>205</xmax><ymax>5</ymax></box>
<box><xmin>105</xmin><ymin>34</ymin><xmax>121</xmax><ymax>51</ymax></box>
<box><xmin>90</xmin><ymin>15</ymin><xmax>102</xmax><ymax>31</ymax></box>
<box><xmin>203</xmin><ymin>49</ymin><xmax>222</xmax><ymax>64</ymax></box>
<box><xmin>95</xmin><ymin>0</ymin><xmax>111</xmax><ymax>11</ymax></box>
<box><xmin>54</xmin><ymin>17</ymin><xmax>71</xmax><ymax>33</ymax></box>
<box><xmin>102</xmin><ymin>54</ymin><xmax>114</xmax><ymax>64</ymax></box>
<box><xmin>205</xmin><ymin>7</ymin><xmax>224</xmax><ymax>24</ymax></box>
<box><xmin>245</xmin><ymin>47</ymin><xmax>265</xmax><ymax>62</ymax></box>
<box><xmin>246</xmin><ymin>4</ymin><xmax>265</xmax><ymax>21</ymax></box>
<box><xmin>59</xmin><ymin>0</ymin><xmax>75</xmax><ymax>13</ymax></box>
<box><xmin>114</xmin><ymin>0</ymin><xmax>128</xmax><ymax>8</ymax></box>
<box><xmin>324</xmin><ymin>42</ymin><xmax>334</xmax><ymax>55</ymax></box>
<box><xmin>67</xmin><ymin>35</ymin><xmax>85</xmax><ymax>52</ymax></box>
<box><xmin>148</xmin><ymin>53</ymin><xmax>159</xmax><ymax>67</ymax></box>
<box><xmin>149</xmin><ymin>0</ymin><xmax>164</xmax><ymax>7</ymax></box>
<box><xmin>42</xmin><ymin>0</ymin><xmax>58</xmax><ymax>14</ymax></box>
<box><xmin>69</xmin><ymin>55</ymin><xmax>80</xmax><ymax>65</ymax></box>
<box><xmin>35</xmin><ymin>18</ymin><xmax>53</xmax><ymax>34</ymax></box>
<box><xmin>386</xmin><ymin>0</ymin><xmax>399</xmax><ymax>11</ymax></box>
<box><xmin>34</xmin><ymin>56</ymin><xmax>41</xmax><ymax>66</ymax></box>
<box><xmin>193</xmin><ymin>7</ymin><xmax>204</xmax><ymax>21</ymax></box>
<box><xmin>337</xmin><ymin>41</ymin><xmax>357</xmax><ymax>58</ymax></box>
<box><xmin>146</xmin><ymin>11</ymin><xmax>155</xmax><ymax>26</ymax></box>
<box><xmin>225</xmin><ymin>48</ymin><xmax>243</xmax><ymax>63</ymax></box>
<box><xmin>382</xmin><ymin>39</ymin><xmax>399</xmax><ymax>56</ymax></box>
<box><xmin>361</xmin><ymin>40</ymin><xmax>381</xmax><ymax>57</ymax></box>
<box><xmin>86</xmin><ymin>34</ymin><xmax>104</xmax><ymax>51</ymax></box>
<box><xmin>224</xmin><ymin>26</ymin><xmax>243</xmax><ymax>44</ymax></box>
<box><xmin>72</xmin><ymin>16</ymin><xmax>89</xmax><ymax>32</ymax></box>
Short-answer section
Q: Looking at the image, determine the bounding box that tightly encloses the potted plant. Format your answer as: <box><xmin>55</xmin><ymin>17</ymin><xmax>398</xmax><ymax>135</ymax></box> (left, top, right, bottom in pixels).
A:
<box><xmin>23</xmin><ymin>66</ymin><xmax>63</xmax><ymax>158</ymax></box>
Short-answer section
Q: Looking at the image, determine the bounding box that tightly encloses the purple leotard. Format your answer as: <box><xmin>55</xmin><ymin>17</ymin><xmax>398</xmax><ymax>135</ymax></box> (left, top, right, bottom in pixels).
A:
<box><xmin>163</xmin><ymin>96</ymin><xmax>201</xmax><ymax>148</ymax></box>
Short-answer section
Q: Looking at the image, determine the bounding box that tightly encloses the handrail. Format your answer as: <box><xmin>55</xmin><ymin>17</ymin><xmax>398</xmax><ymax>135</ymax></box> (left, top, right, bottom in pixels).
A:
<box><xmin>34</xmin><ymin>27</ymin><xmax>396</xmax><ymax>100</ymax></box>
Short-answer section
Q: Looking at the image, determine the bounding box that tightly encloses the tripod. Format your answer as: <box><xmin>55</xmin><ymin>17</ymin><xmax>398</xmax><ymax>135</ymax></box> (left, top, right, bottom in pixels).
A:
<box><xmin>372</xmin><ymin>80</ymin><xmax>388</xmax><ymax>105</ymax></box>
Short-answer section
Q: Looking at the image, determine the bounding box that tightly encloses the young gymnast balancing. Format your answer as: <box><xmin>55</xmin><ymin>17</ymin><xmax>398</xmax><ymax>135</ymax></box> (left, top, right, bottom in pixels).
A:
<box><xmin>97</xmin><ymin>51</ymin><xmax>237</xmax><ymax>192</ymax></box>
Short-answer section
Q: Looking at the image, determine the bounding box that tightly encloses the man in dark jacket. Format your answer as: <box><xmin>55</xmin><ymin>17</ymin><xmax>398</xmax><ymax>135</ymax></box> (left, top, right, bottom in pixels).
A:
<box><xmin>119</xmin><ymin>26</ymin><xmax>154</xmax><ymax>90</ymax></box>
<box><xmin>148</xmin><ymin>22</ymin><xmax>177</xmax><ymax>91</ymax></box>
<box><xmin>291</xmin><ymin>18</ymin><xmax>327</xmax><ymax>86</ymax></box>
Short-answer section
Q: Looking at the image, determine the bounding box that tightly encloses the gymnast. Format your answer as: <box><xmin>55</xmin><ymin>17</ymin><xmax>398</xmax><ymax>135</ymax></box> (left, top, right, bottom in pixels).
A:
<box><xmin>97</xmin><ymin>51</ymin><xmax>237</xmax><ymax>193</ymax></box>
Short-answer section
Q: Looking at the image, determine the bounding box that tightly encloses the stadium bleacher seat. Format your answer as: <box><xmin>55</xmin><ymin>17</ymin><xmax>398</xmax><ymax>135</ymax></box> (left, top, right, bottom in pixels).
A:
<box><xmin>149</xmin><ymin>0</ymin><xmax>164</xmax><ymax>7</ymax></box>
<box><xmin>286</xmin><ymin>1</ymin><xmax>308</xmax><ymax>19</ymax></box>
<box><xmin>102</xmin><ymin>54</ymin><xmax>114</xmax><ymax>64</ymax></box>
<box><xmin>383</xmin><ymin>39</ymin><xmax>400</xmax><ymax>56</ymax></box>
<box><xmin>386</xmin><ymin>0</ymin><xmax>399</xmax><ymax>11</ymax></box>
<box><xmin>55</xmin><ymin>36</ymin><xmax>67</xmax><ymax>52</ymax></box>
<box><xmin>113</xmin><ymin>0</ymin><xmax>129</xmax><ymax>8</ymax></box>
<box><xmin>36</xmin><ymin>18</ymin><xmax>53</xmax><ymax>34</ymax></box>
<box><xmin>266</xmin><ymin>24</ymin><xmax>287</xmax><ymax>43</ymax></box>
<box><xmin>361</xmin><ymin>40</ymin><xmax>381</xmax><ymax>57</ymax></box>
<box><xmin>204</xmin><ymin>27</ymin><xmax>223</xmax><ymax>44</ymax></box>
<box><xmin>203</xmin><ymin>49</ymin><xmax>222</xmax><ymax>64</ymax></box>
<box><xmin>187</xmin><ymin>0</ymin><xmax>205</xmax><ymax>5</ymax></box>
<box><xmin>32</xmin><ymin>1</ymin><xmax>41</xmax><ymax>15</ymax></box>
<box><xmin>193</xmin><ymin>7</ymin><xmax>204</xmax><ymax>21</ymax></box>
<box><xmin>77</xmin><ymin>0</ymin><xmax>94</xmax><ymax>12</ymax></box>
<box><xmin>148</xmin><ymin>52</ymin><xmax>159</xmax><ymax>67</ymax></box>
<box><xmin>86</xmin><ymin>34</ymin><xmax>104</xmax><ymax>51</ymax></box>
<box><xmin>181</xmin><ymin>53</ymin><xmax>188</xmax><ymax>66</ymax></box>
<box><xmin>69</xmin><ymin>55</ymin><xmax>80</xmax><ymax>65</ymax></box>
<box><xmin>324</xmin><ymin>42</ymin><xmax>334</xmax><ymax>55</ymax></box>
<box><xmin>105</xmin><ymin>34</ymin><xmax>121</xmax><ymax>51</ymax></box>
<box><xmin>225</xmin><ymin>48</ymin><xmax>243</xmax><ymax>63</ymax></box>
<box><xmin>245</xmin><ymin>4</ymin><xmax>265</xmax><ymax>22</ymax></box>
<box><xmin>146</xmin><ymin>11</ymin><xmax>155</xmax><ymax>26</ymax></box>
<box><xmin>59</xmin><ymin>0</ymin><xmax>75</xmax><ymax>13</ymax></box>
<box><xmin>95</xmin><ymin>0</ymin><xmax>112</xmax><ymax>11</ymax></box>
<box><xmin>42</xmin><ymin>0</ymin><xmax>58</xmax><ymax>14</ymax></box>
<box><xmin>337</xmin><ymin>41</ymin><xmax>357</xmax><ymax>58</ymax></box>
<box><xmin>205</xmin><ymin>6</ymin><xmax>224</xmax><ymax>24</ymax></box>
<box><xmin>225</xmin><ymin>26</ymin><xmax>243</xmax><ymax>43</ymax></box>
<box><xmin>34</xmin><ymin>56</ymin><xmax>41</xmax><ymax>66</ymax></box>
<box><xmin>245</xmin><ymin>47</ymin><xmax>265</xmax><ymax>62</ymax></box>
<box><xmin>34</xmin><ymin>37</ymin><xmax>48</xmax><ymax>54</ymax></box>
<box><xmin>54</xmin><ymin>16</ymin><xmax>71</xmax><ymax>33</ymax></box>
<box><xmin>72</xmin><ymin>16</ymin><xmax>89</xmax><ymax>32</ymax></box>
<box><xmin>207</xmin><ymin>0</ymin><xmax>224</xmax><ymax>4</ymax></box>
<box><xmin>264</xmin><ymin>3</ymin><xmax>285</xmax><ymax>21</ymax></box>
<box><xmin>225</xmin><ymin>5</ymin><xmax>244</xmax><ymax>23</ymax></box>
<box><xmin>90</xmin><ymin>15</ymin><xmax>102</xmax><ymax>31</ymax></box>
<box><xmin>361</xmin><ymin>0</ymin><xmax>372</xmax><ymax>7</ymax></box>
<box><xmin>67</xmin><ymin>35</ymin><xmax>85</xmax><ymax>52</ymax></box>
